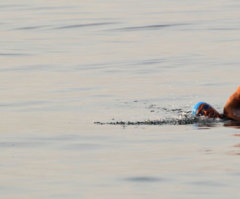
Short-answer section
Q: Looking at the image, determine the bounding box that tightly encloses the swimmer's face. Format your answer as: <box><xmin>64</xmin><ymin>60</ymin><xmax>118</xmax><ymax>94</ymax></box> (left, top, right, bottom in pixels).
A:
<box><xmin>197</xmin><ymin>104</ymin><xmax>221</xmax><ymax>118</ymax></box>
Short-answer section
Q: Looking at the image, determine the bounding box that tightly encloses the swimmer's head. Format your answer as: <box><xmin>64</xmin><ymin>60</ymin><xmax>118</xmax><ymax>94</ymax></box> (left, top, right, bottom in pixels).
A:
<box><xmin>192</xmin><ymin>102</ymin><xmax>208</xmax><ymax>115</ymax></box>
<box><xmin>192</xmin><ymin>102</ymin><xmax>222</xmax><ymax>118</ymax></box>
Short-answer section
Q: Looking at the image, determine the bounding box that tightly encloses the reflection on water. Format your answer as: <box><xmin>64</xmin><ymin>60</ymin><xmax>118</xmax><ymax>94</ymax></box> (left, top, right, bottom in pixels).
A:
<box><xmin>1</xmin><ymin>0</ymin><xmax>240</xmax><ymax>198</ymax></box>
<box><xmin>224</xmin><ymin>120</ymin><xmax>240</xmax><ymax>129</ymax></box>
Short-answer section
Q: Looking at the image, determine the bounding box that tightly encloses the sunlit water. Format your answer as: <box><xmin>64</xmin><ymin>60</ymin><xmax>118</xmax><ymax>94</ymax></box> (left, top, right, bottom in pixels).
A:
<box><xmin>1</xmin><ymin>0</ymin><xmax>240</xmax><ymax>198</ymax></box>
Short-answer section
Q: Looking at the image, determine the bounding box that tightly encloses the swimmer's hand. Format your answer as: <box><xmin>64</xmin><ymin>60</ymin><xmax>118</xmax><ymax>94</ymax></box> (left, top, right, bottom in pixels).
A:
<box><xmin>224</xmin><ymin>86</ymin><xmax>240</xmax><ymax>121</ymax></box>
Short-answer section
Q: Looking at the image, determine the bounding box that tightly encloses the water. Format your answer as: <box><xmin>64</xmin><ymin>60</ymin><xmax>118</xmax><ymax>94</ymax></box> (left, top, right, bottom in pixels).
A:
<box><xmin>1</xmin><ymin>0</ymin><xmax>240</xmax><ymax>198</ymax></box>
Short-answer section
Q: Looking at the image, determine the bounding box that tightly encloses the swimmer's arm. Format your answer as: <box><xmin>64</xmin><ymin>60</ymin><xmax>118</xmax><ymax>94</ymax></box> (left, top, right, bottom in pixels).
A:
<box><xmin>224</xmin><ymin>86</ymin><xmax>240</xmax><ymax>121</ymax></box>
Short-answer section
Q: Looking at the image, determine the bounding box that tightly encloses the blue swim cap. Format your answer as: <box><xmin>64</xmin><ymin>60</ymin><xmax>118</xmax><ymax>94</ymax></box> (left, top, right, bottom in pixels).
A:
<box><xmin>192</xmin><ymin>102</ymin><xmax>209</xmax><ymax>115</ymax></box>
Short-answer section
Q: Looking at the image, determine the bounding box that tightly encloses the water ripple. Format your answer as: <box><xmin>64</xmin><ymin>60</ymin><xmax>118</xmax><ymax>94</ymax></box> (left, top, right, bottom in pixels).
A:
<box><xmin>0</xmin><ymin>100</ymin><xmax>47</xmax><ymax>108</ymax></box>
<box><xmin>0</xmin><ymin>141</ymin><xmax>45</xmax><ymax>148</ymax></box>
<box><xmin>0</xmin><ymin>65</ymin><xmax>52</xmax><ymax>72</ymax></box>
<box><xmin>124</xmin><ymin>176</ymin><xmax>165</xmax><ymax>183</ymax></box>
<box><xmin>0</xmin><ymin>53</ymin><xmax>31</xmax><ymax>56</ymax></box>
<box><xmin>112</xmin><ymin>23</ymin><xmax>189</xmax><ymax>31</ymax></box>
<box><xmin>56</xmin><ymin>22</ymin><xmax>117</xmax><ymax>30</ymax></box>
<box><xmin>15</xmin><ymin>25</ymin><xmax>49</xmax><ymax>30</ymax></box>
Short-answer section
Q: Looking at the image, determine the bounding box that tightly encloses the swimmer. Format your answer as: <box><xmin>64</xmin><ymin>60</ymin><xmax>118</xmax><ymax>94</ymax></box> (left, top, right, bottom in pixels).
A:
<box><xmin>192</xmin><ymin>86</ymin><xmax>240</xmax><ymax>121</ymax></box>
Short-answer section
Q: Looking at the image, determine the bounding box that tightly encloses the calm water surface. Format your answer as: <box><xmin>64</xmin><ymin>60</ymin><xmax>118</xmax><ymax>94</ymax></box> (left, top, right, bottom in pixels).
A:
<box><xmin>1</xmin><ymin>0</ymin><xmax>240</xmax><ymax>198</ymax></box>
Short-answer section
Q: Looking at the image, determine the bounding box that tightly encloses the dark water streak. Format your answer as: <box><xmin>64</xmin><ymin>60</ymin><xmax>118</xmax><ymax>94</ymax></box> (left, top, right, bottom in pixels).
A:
<box><xmin>56</xmin><ymin>22</ymin><xmax>117</xmax><ymax>30</ymax></box>
<box><xmin>112</xmin><ymin>23</ymin><xmax>190</xmax><ymax>32</ymax></box>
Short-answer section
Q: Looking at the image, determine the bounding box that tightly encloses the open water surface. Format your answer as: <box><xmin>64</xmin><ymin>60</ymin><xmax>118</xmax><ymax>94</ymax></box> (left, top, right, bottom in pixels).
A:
<box><xmin>1</xmin><ymin>0</ymin><xmax>240</xmax><ymax>198</ymax></box>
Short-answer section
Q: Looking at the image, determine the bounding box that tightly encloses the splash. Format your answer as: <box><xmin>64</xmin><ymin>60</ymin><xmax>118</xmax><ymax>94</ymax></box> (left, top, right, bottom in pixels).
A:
<box><xmin>94</xmin><ymin>118</ymin><xmax>197</xmax><ymax>125</ymax></box>
<box><xmin>94</xmin><ymin>102</ymin><xmax>224</xmax><ymax>126</ymax></box>
<box><xmin>94</xmin><ymin>114</ymin><xmax>223</xmax><ymax>126</ymax></box>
